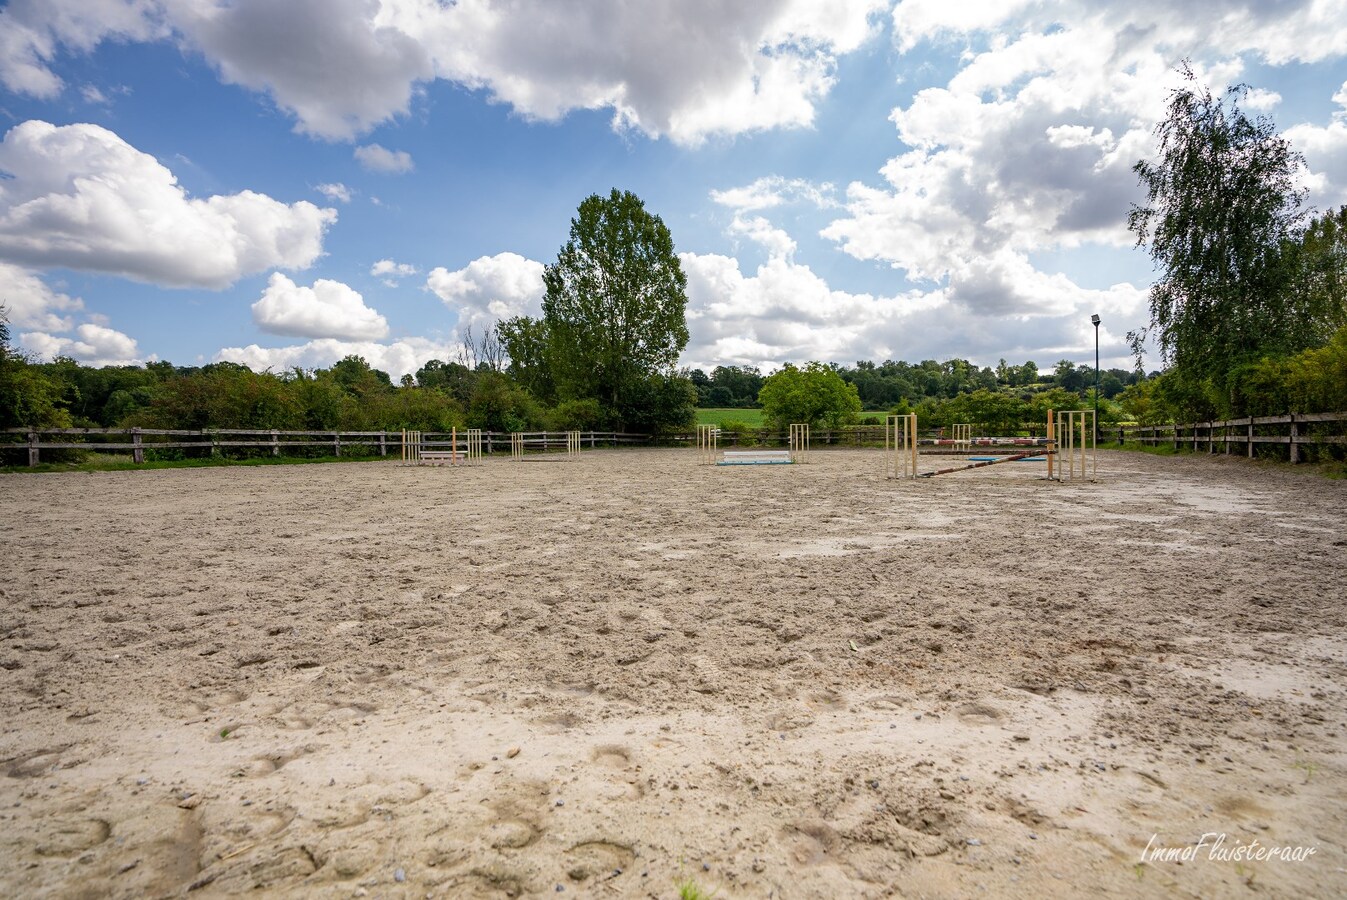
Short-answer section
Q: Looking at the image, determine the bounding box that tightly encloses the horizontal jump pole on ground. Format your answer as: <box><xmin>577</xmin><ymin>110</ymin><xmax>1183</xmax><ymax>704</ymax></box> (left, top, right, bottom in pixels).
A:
<box><xmin>919</xmin><ymin>449</ymin><xmax>1049</xmax><ymax>478</ymax></box>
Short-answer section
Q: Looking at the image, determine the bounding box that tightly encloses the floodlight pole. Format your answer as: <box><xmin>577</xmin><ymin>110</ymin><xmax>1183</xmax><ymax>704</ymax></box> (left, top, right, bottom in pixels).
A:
<box><xmin>1091</xmin><ymin>314</ymin><xmax>1101</xmax><ymax>443</ymax></box>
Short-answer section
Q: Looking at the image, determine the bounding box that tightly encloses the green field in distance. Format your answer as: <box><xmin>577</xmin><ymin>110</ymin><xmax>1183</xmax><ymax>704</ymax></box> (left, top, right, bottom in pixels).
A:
<box><xmin>695</xmin><ymin>408</ymin><xmax>766</xmax><ymax>427</ymax></box>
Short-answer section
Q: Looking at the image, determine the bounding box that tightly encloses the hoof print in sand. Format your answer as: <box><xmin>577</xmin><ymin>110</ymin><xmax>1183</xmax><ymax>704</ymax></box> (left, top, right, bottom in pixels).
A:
<box><xmin>563</xmin><ymin>840</ymin><xmax>635</xmax><ymax>884</ymax></box>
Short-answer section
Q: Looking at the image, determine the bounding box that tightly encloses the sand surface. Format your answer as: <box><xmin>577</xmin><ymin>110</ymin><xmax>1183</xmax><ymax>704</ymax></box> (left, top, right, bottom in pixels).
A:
<box><xmin>2</xmin><ymin>448</ymin><xmax>1345</xmax><ymax>899</ymax></box>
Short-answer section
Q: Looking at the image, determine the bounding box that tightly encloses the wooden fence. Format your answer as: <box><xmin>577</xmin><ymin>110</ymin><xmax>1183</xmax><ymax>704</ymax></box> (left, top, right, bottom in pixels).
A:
<box><xmin>669</xmin><ymin>426</ymin><xmax>1049</xmax><ymax>449</ymax></box>
<box><xmin>14</xmin><ymin>415</ymin><xmax>1339</xmax><ymax>467</ymax></box>
<box><xmin>1120</xmin><ymin>412</ymin><xmax>1347</xmax><ymax>462</ymax></box>
<box><xmin>1</xmin><ymin>427</ymin><xmax>649</xmax><ymax>467</ymax></box>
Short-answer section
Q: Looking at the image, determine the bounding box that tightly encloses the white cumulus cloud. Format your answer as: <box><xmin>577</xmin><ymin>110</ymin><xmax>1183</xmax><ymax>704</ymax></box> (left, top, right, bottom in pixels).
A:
<box><xmin>370</xmin><ymin>258</ymin><xmax>418</xmax><ymax>285</ymax></box>
<box><xmin>0</xmin><ymin>262</ymin><xmax>84</xmax><ymax>331</ymax></box>
<box><xmin>710</xmin><ymin>175</ymin><xmax>838</xmax><ymax>212</ymax></box>
<box><xmin>0</xmin><ymin>121</ymin><xmax>336</xmax><ymax>289</ymax></box>
<box><xmin>425</xmin><ymin>252</ymin><xmax>545</xmax><ymax>337</ymax></box>
<box><xmin>354</xmin><ymin>143</ymin><xmax>414</xmax><ymax>173</ymax></box>
<box><xmin>251</xmin><ymin>272</ymin><xmax>389</xmax><ymax>340</ymax></box>
<box><xmin>20</xmin><ymin>322</ymin><xmax>143</xmax><ymax>367</ymax></box>
<box><xmin>317</xmin><ymin>182</ymin><xmax>353</xmax><ymax>203</ymax></box>
<box><xmin>0</xmin><ymin>0</ymin><xmax>890</xmax><ymax>145</ymax></box>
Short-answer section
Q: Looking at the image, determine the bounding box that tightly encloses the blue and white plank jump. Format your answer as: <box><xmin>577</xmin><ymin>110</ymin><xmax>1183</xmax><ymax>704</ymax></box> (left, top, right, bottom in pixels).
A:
<box><xmin>719</xmin><ymin>449</ymin><xmax>793</xmax><ymax>466</ymax></box>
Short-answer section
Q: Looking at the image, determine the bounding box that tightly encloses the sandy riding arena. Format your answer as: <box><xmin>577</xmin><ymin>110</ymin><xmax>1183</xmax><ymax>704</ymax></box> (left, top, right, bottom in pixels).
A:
<box><xmin>2</xmin><ymin>449</ymin><xmax>1345</xmax><ymax>898</ymax></box>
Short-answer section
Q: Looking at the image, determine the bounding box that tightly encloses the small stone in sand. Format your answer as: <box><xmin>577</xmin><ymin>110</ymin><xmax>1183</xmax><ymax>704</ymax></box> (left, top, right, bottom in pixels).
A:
<box><xmin>507</xmin><ymin>746</ymin><xmax>520</xmax><ymax>758</ymax></box>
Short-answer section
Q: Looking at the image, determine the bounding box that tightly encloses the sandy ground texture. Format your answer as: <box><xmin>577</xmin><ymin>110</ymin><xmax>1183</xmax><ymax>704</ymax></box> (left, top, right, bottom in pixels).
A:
<box><xmin>2</xmin><ymin>447</ymin><xmax>1345</xmax><ymax>899</ymax></box>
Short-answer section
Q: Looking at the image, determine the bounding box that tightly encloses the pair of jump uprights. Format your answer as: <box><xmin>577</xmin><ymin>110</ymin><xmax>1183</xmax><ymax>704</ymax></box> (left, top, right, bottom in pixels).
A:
<box><xmin>697</xmin><ymin>423</ymin><xmax>810</xmax><ymax>466</ymax></box>
<box><xmin>402</xmin><ymin>428</ymin><xmax>484</xmax><ymax>466</ymax></box>
<box><xmin>403</xmin><ymin>430</ymin><xmax>584</xmax><ymax>465</ymax></box>
<box><xmin>885</xmin><ymin>411</ymin><xmax>1095</xmax><ymax>480</ymax></box>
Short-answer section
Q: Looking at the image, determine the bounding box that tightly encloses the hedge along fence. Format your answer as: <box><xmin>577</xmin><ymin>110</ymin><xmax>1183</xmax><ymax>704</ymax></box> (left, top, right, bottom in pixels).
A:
<box><xmin>1</xmin><ymin>427</ymin><xmax>651</xmax><ymax>467</ymax></box>
<box><xmin>1120</xmin><ymin>412</ymin><xmax>1347</xmax><ymax>463</ymax></box>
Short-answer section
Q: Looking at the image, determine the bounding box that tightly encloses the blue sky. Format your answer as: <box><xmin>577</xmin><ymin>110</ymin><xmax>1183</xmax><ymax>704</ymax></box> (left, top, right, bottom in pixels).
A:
<box><xmin>2</xmin><ymin>0</ymin><xmax>1346</xmax><ymax>379</ymax></box>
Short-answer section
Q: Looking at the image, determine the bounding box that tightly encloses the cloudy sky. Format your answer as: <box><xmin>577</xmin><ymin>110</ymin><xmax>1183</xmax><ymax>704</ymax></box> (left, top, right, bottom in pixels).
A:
<box><xmin>2</xmin><ymin>0</ymin><xmax>1346</xmax><ymax>378</ymax></box>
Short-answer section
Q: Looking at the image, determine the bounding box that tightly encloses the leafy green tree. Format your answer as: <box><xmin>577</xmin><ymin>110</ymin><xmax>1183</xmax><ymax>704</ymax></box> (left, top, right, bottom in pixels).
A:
<box><xmin>1052</xmin><ymin>359</ymin><xmax>1088</xmax><ymax>393</ymax></box>
<box><xmin>758</xmin><ymin>362</ymin><xmax>862</xmax><ymax>430</ymax></box>
<box><xmin>1010</xmin><ymin>360</ymin><xmax>1039</xmax><ymax>387</ymax></box>
<box><xmin>1129</xmin><ymin>63</ymin><xmax>1311</xmax><ymax>393</ymax></box>
<box><xmin>613</xmin><ymin>372</ymin><xmax>697</xmax><ymax>433</ymax></box>
<box><xmin>688</xmin><ymin>368</ymin><xmax>711</xmax><ymax>404</ymax></box>
<box><xmin>540</xmin><ymin>189</ymin><xmax>690</xmax><ymax>428</ymax></box>
<box><xmin>707</xmin><ymin>365</ymin><xmax>764</xmax><ymax>407</ymax></box>
<box><xmin>415</xmin><ymin>358</ymin><xmax>475</xmax><ymax>405</ymax></box>
<box><xmin>466</xmin><ymin>370</ymin><xmax>543</xmax><ymax>433</ymax></box>
<box><xmin>1285</xmin><ymin>205</ymin><xmax>1347</xmax><ymax>346</ymax></box>
<box><xmin>497</xmin><ymin>315</ymin><xmax>556</xmax><ymax>404</ymax></box>
<box><xmin>376</xmin><ymin>385</ymin><xmax>465</xmax><ymax>432</ymax></box>
<box><xmin>948</xmin><ymin>389</ymin><xmax>1028</xmax><ymax>435</ymax></box>
<box><xmin>0</xmin><ymin>304</ymin><xmax>72</xmax><ymax>430</ymax></box>
<box><xmin>327</xmin><ymin>355</ymin><xmax>394</xmax><ymax>398</ymax></box>
<box><xmin>1027</xmin><ymin>387</ymin><xmax>1087</xmax><ymax>425</ymax></box>
<box><xmin>546</xmin><ymin>398</ymin><xmax>606</xmax><ymax>430</ymax></box>
<box><xmin>707</xmin><ymin>386</ymin><xmax>733</xmax><ymax>406</ymax></box>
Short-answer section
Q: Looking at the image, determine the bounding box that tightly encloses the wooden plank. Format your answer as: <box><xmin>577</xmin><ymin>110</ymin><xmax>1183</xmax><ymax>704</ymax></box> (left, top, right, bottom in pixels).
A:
<box><xmin>33</xmin><ymin>441</ymin><xmax>214</xmax><ymax>450</ymax></box>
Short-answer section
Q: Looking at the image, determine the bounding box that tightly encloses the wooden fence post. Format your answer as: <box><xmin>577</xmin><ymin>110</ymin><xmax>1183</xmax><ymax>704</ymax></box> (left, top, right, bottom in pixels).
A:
<box><xmin>334</xmin><ymin>433</ymin><xmax>341</xmax><ymax>457</ymax></box>
<box><xmin>379</xmin><ymin>431</ymin><xmax>386</xmax><ymax>457</ymax></box>
<box><xmin>132</xmin><ymin>427</ymin><xmax>144</xmax><ymax>464</ymax></box>
<box><xmin>271</xmin><ymin>430</ymin><xmax>280</xmax><ymax>457</ymax></box>
<box><xmin>1289</xmin><ymin>414</ymin><xmax>1299</xmax><ymax>464</ymax></box>
<box><xmin>1247</xmin><ymin>417</ymin><xmax>1254</xmax><ymax>458</ymax></box>
<box><xmin>28</xmin><ymin>429</ymin><xmax>39</xmax><ymax>467</ymax></box>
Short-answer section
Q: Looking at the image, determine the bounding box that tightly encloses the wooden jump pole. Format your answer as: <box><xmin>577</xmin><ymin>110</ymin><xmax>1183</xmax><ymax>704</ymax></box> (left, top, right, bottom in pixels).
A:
<box><xmin>789</xmin><ymin>423</ymin><xmax>810</xmax><ymax>463</ymax></box>
<box><xmin>696</xmin><ymin>424</ymin><xmax>719</xmax><ymax>465</ymax></box>
<box><xmin>402</xmin><ymin>429</ymin><xmax>422</xmax><ymax>465</ymax></box>
<box><xmin>919</xmin><ymin>449</ymin><xmax>1043</xmax><ymax>477</ymax></box>
<box><xmin>884</xmin><ymin>413</ymin><xmax>917</xmax><ymax>479</ymax></box>
<box><xmin>1052</xmin><ymin>410</ymin><xmax>1096</xmax><ymax>482</ymax></box>
<box><xmin>1046</xmin><ymin>410</ymin><xmax>1055</xmax><ymax>480</ymax></box>
<box><xmin>567</xmin><ymin>430</ymin><xmax>581</xmax><ymax>458</ymax></box>
<box><xmin>511</xmin><ymin>432</ymin><xmax>523</xmax><ymax>461</ymax></box>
